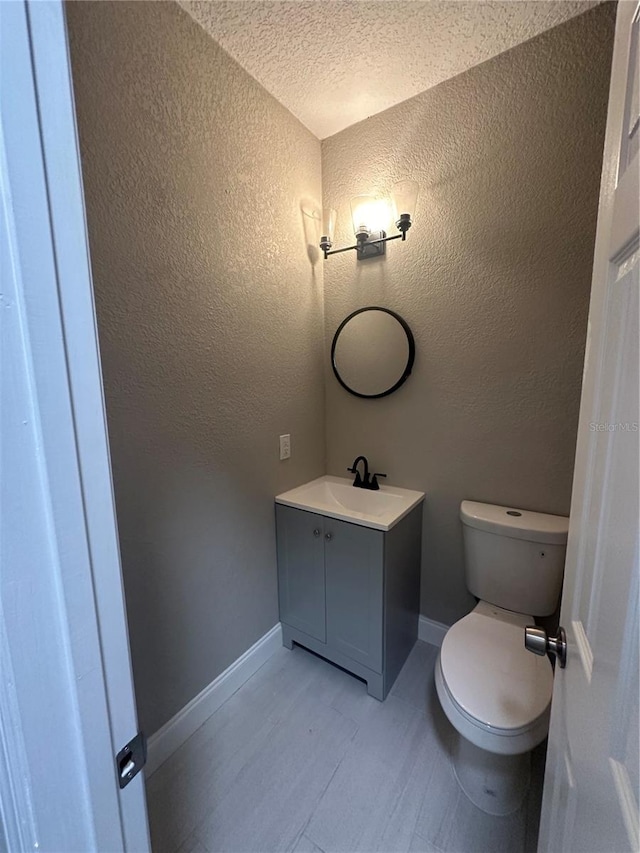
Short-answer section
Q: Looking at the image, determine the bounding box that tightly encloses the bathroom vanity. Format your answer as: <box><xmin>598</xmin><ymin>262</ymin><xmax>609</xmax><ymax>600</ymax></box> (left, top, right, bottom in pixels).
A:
<box><xmin>275</xmin><ymin>476</ymin><xmax>424</xmax><ymax>699</ymax></box>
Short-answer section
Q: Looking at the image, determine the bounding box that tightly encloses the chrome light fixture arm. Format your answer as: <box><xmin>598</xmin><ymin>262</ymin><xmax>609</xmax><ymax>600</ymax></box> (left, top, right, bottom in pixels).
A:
<box><xmin>321</xmin><ymin>230</ymin><xmax>406</xmax><ymax>260</ymax></box>
<box><xmin>321</xmin><ymin>216</ymin><xmax>412</xmax><ymax>261</ymax></box>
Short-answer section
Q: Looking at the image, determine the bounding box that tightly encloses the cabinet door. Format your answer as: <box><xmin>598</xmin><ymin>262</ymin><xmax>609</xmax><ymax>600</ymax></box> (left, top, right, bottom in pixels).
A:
<box><xmin>325</xmin><ymin>518</ymin><xmax>384</xmax><ymax>672</ymax></box>
<box><xmin>276</xmin><ymin>505</ymin><xmax>326</xmax><ymax>642</ymax></box>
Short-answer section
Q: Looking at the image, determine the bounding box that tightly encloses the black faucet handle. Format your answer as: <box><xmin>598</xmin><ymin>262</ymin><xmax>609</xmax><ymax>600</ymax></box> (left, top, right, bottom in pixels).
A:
<box><xmin>371</xmin><ymin>472</ymin><xmax>387</xmax><ymax>490</ymax></box>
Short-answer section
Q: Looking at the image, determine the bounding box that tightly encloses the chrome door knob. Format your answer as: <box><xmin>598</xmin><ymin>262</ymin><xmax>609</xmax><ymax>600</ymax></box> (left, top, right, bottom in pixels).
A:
<box><xmin>325</xmin><ymin>532</ymin><xmax>332</xmax><ymax>541</ymax></box>
<box><xmin>313</xmin><ymin>529</ymin><xmax>321</xmax><ymax>537</ymax></box>
<box><xmin>525</xmin><ymin>625</ymin><xmax>567</xmax><ymax>668</ymax></box>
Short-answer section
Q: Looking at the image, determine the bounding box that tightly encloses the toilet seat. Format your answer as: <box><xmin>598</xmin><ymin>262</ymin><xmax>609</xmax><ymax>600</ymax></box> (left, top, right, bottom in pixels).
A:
<box><xmin>436</xmin><ymin>601</ymin><xmax>553</xmax><ymax>755</ymax></box>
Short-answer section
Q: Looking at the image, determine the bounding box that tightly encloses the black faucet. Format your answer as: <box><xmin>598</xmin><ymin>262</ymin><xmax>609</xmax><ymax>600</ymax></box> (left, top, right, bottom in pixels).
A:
<box><xmin>347</xmin><ymin>455</ymin><xmax>370</xmax><ymax>488</ymax></box>
<box><xmin>347</xmin><ymin>456</ymin><xmax>387</xmax><ymax>491</ymax></box>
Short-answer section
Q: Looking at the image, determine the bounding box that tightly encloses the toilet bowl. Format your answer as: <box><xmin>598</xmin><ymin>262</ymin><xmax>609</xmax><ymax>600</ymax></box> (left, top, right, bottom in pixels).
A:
<box><xmin>435</xmin><ymin>501</ymin><xmax>568</xmax><ymax>816</ymax></box>
<box><xmin>436</xmin><ymin>601</ymin><xmax>553</xmax><ymax>756</ymax></box>
<box><xmin>435</xmin><ymin>601</ymin><xmax>553</xmax><ymax>814</ymax></box>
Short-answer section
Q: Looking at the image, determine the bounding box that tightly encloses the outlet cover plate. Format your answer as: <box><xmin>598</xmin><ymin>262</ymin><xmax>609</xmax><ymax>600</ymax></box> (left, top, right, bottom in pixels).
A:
<box><xmin>279</xmin><ymin>434</ymin><xmax>291</xmax><ymax>460</ymax></box>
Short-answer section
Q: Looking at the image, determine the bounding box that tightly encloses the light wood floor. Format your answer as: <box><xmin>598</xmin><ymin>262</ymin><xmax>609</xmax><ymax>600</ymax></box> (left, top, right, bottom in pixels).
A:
<box><xmin>146</xmin><ymin>640</ymin><xmax>545</xmax><ymax>853</ymax></box>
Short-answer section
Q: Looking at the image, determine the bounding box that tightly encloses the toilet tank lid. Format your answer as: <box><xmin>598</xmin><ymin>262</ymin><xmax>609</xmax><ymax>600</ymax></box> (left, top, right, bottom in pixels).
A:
<box><xmin>460</xmin><ymin>500</ymin><xmax>569</xmax><ymax>544</ymax></box>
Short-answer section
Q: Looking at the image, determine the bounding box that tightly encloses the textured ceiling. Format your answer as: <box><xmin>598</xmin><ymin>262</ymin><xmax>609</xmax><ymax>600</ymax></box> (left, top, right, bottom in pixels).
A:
<box><xmin>180</xmin><ymin>1</ymin><xmax>601</xmax><ymax>139</ymax></box>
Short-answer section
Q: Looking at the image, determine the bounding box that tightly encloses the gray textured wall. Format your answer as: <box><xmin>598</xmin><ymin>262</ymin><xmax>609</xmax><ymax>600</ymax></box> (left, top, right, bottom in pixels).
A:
<box><xmin>322</xmin><ymin>5</ymin><xmax>615</xmax><ymax>626</ymax></box>
<box><xmin>66</xmin><ymin>0</ymin><xmax>325</xmax><ymax>735</ymax></box>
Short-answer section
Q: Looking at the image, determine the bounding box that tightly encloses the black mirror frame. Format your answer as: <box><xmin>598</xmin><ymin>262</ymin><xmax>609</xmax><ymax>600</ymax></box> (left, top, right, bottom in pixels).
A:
<box><xmin>331</xmin><ymin>306</ymin><xmax>416</xmax><ymax>399</ymax></box>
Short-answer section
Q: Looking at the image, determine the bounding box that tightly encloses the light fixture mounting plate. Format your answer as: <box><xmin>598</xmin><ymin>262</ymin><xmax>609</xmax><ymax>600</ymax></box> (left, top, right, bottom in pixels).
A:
<box><xmin>357</xmin><ymin>230</ymin><xmax>387</xmax><ymax>260</ymax></box>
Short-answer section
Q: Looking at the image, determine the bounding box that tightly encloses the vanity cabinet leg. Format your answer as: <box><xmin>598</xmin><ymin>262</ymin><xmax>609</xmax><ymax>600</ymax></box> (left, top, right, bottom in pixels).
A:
<box><xmin>367</xmin><ymin>673</ymin><xmax>385</xmax><ymax>701</ymax></box>
<box><xmin>281</xmin><ymin>624</ymin><xmax>294</xmax><ymax>650</ymax></box>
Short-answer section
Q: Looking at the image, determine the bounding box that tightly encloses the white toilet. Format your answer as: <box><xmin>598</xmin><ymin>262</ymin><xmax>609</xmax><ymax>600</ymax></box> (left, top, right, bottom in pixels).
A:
<box><xmin>435</xmin><ymin>500</ymin><xmax>568</xmax><ymax>816</ymax></box>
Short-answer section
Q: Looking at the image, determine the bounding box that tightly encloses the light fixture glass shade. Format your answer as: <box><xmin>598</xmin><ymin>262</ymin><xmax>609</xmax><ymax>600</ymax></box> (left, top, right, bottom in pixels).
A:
<box><xmin>350</xmin><ymin>195</ymin><xmax>377</xmax><ymax>239</ymax></box>
<box><xmin>321</xmin><ymin>207</ymin><xmax>337</xmax><ymax>244</ymax></box>
<box><xmin>391</xmin><ymin>180</ymin><xmax>419</xmax><ymax>227</ymax></box>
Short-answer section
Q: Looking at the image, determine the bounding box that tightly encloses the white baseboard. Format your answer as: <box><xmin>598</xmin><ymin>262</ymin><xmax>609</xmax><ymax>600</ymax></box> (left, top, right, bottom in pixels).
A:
<box><xmin>418</xmin><ymin>615</ymin><xmax>449</xmax><ymax>647</ymax></box>
<box><xmin>146</xmin><ymin>623</ymin><xmax>282</xmax><ymax>777</ymax></box>
<box><xmin>146</xmin><ymin>616</ymin><xmax>445</xmax><ymax>777</ymax></box>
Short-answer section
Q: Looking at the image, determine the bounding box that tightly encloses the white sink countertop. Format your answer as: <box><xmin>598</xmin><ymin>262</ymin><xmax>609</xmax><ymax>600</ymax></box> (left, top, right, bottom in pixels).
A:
<box><xmin>275</xmin><ymin>475</ymin><xmax>425</xmax><ymax>531</ymax></box>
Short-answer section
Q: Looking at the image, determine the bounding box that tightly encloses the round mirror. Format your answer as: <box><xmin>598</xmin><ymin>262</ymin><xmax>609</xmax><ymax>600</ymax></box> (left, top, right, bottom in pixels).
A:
<box><xmin>331</xmin><ymin>307</ymin><xmax>415</xmax><ymax>398</ymax></box>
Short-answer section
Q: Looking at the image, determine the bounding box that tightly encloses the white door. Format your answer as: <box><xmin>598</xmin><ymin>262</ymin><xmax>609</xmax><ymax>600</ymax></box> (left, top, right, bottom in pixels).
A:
<box><xmin>0</xmin><ymin>1</ymin><xmax>150</xmax><ymax>849</ymax></box>
<box><xmin>537</xmin><ymin>2</ymin><xmax>640</xmax><ymax>851</ymax></box>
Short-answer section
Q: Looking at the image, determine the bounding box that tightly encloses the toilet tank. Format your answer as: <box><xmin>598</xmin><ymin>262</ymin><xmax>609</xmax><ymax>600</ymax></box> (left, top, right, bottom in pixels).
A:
<box><xmin>460</xmin><ymin>501</ymin><xmax>569</xmax><ymax>616</ymax></box>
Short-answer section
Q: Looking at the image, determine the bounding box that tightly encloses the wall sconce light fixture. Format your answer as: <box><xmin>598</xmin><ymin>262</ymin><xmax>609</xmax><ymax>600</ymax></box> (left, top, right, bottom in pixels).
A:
<box><xmin>320</xmin><ymin>180</ymin><xmax>419</xmax><ymax>260</ymax></box>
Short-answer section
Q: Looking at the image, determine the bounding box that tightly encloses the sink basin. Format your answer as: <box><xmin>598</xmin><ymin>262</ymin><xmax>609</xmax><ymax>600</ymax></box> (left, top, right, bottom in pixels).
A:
<box><xmin>275</xmin><ymin>475</ymin><xmax>425</xmax><ymax>531</ymax></box>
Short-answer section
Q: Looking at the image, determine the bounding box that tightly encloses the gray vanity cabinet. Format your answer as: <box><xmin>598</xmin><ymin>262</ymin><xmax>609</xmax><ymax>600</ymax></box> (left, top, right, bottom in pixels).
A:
<box><xmin>275</xmin><ymin>502</ymin><xmax>422</xmax><ymax>700</ymax></box>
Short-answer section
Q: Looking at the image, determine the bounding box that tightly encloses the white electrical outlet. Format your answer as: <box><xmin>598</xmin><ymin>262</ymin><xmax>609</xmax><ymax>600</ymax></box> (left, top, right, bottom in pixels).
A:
<box><xmin>279</xmin><ymin>434</ymin><xmax>291</xmax><ymax>460</ymax></box>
